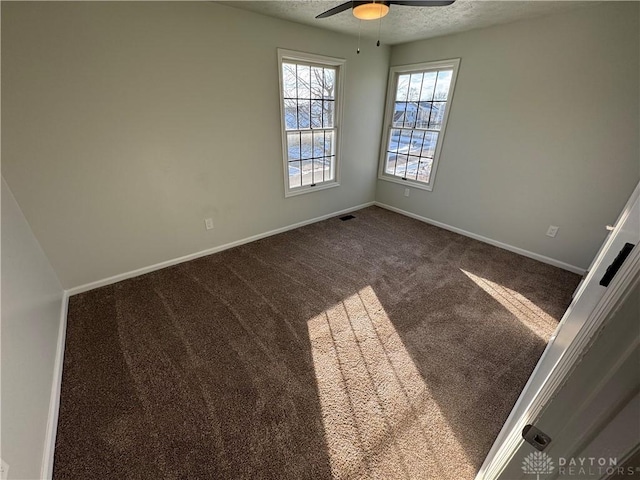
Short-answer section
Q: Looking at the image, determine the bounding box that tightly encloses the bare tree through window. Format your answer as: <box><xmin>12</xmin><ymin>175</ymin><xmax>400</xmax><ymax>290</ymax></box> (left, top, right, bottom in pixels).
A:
<box><xmin>282</xmin><ymin>62</ymin><xmax>337</xmax><ymax>189</ymax></box>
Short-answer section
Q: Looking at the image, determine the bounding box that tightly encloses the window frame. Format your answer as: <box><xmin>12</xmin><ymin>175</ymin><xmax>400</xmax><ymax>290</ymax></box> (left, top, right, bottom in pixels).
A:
<box><xmin>277</xmin><ymin>49</ymin><xmax>346</xmax><ymax>198</ymax></box>
<box><xmin>378</xmin><ymin>58</ymin><xmax>460</xmax><ymax>191</ymax></box>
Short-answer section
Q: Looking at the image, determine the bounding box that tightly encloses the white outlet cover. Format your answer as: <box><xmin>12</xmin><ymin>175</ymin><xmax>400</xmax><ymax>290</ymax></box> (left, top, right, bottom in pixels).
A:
<box><xmin>546</xmin><ymin>225</ymin><xmax>559</xmax><ymax>237</ymax></box>
<box><xmin>204</xmin><ymin>218</ymin><xmax>214</xmax><ymax>230</ymax></box>
<box><xmin>1</xmin><ymin>459</ymin><xmax>9</xmax><ymax>480</ymax></box>
<box><xmin>404</xmin><ymin>188</ymin><xmax>410</xmax><ymax>197</ymax></box>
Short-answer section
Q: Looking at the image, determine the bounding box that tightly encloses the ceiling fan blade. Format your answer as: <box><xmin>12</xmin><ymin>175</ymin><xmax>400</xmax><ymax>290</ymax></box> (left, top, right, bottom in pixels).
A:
<box><xmin>315</xmin><ymin>0</ymin><xmax>453</xmax><ymax>19</ymax></box>
<box><xmin>316</xmin><ymin>2</ymin><xmax>356</xmax><ymax>18</ymax></box>
<box><xmin>389</xmin><ymin>0</ymin><xmax>455</xmax><ymax>6</ymax></box>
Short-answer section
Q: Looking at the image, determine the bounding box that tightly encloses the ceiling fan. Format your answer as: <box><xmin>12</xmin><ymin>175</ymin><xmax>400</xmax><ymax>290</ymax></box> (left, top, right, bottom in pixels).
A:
<box><xmin>316</xmin><ymin>1</ymin><xmax>456</xmax><ymax>20</ymax></box>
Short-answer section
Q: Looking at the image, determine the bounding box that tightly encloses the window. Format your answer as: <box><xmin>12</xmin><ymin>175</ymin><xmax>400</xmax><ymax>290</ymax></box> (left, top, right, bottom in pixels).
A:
<box><xmin>378</xmin><ymin>59</ymin><xmax>460</xmax><ymax>191</ymax></box>
<box><xmin>278</xmin><ymin>49</ymin><xmax>345</xmax><ymax>197</ymax></box>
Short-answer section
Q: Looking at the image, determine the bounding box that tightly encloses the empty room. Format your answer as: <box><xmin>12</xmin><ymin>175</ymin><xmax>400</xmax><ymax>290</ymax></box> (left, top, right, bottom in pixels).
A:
<box><xmin>2</xmin><ymin>1</ymin><xmax>639</xmax><ymax>479</ymax></box>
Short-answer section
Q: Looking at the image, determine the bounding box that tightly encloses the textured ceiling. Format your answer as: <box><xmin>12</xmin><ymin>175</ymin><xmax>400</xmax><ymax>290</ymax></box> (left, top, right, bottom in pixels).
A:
<box><xmin>218</xmin><ymin>1</ymin><xmax>594</xmax><ymax>45</ymax></box>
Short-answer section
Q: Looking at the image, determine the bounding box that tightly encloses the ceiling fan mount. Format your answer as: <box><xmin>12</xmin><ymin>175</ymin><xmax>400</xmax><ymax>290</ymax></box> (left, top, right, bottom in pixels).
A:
<box><xmin>316</xmin><ymin>0</ymin><xmax>456</xmax><ymax>20</ymax></box>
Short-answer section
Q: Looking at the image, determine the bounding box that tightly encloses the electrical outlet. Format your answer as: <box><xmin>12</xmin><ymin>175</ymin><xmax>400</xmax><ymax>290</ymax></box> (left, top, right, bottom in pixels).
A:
<box><xmin>204</xmin><ymin>218</ymin><xmax>214</xmax><ymax>230</ymax></box>
<box><xmin>546</xmin><ymin>225</ymin><xmax>559</xmax><ymax>238</ymax></box>
<box><xmin>1</xmin><ymin>459</ymin><xmax>9</xmax><ymax>480</ymax></box>
<box><xmin>404</xmin><ymin>188</ymin><xmax>410</xmax><ymax>197</ymax></box>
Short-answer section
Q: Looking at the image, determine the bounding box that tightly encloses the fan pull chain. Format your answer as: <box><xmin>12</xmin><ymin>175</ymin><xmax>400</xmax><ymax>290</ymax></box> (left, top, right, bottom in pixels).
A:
<box><xmin>357</xmin><ymin>19</ymin><xmax>362</xmax><ymax>54</ymax></box>
<box><xmin>377</xmin><ymin>12</ymin><xmax>382</xmax><ymax>47</ymax></box>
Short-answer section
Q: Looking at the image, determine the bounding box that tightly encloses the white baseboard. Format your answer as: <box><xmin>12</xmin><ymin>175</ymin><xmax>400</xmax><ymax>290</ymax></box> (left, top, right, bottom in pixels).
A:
<box><xmin>67</xmin><ymin>201</ymin><xmax>376</xmax><ymax>296</ymax></box>
<box><xmin>374</xmin><ymin>202</ymin><xmax>586</xmax><ymax>275</ymax></box>
<box><xmin>41</xmin><ymin>291</ymin><xmax>69</xmax><ymax>480</ymax></box>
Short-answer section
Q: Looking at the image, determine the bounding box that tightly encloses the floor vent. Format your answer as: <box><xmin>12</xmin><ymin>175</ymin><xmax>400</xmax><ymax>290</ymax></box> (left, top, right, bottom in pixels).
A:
<box><xmin>339</xmin><ymin>215</ymin><xmax>355</xmax><ymax>221</ymax></box>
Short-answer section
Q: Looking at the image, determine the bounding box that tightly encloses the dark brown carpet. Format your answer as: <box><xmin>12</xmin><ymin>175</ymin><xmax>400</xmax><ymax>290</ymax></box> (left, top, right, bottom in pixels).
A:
<box><xmin>54</xmin><ymin>206</ymin><xmax>580</xmax><ymax>480</ymax></box>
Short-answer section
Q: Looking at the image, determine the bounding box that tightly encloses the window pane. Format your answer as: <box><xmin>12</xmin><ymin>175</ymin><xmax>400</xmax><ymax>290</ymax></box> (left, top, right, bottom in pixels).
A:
<box><xmin>398</xmin><ymin>130</ymin><xmax>412</xmax><ymax>154</ymax></box>
<box><xmin>417</xmin><ymin>159</ymin><xmax>433</xmax><ymax>183</ymax></box>
<box><xmin>310</xmin><ymin>130</ymin><xmax>334</xmax><ymax>158</ymax></box>
<box><xmin>313</xmin><ymin>131</ymin><xmax>324</xmax><ymax>158</ymax></box>
<box><xmin>388</xmin><ymin>128</ymin><xmax>401</xmax><ymax>153</ymax></box>
<box><xmin>328</xmin><ymin>132</ymin><xmax>335</xmax><ymax>157</ymax></box>
<box><xmin>423</xmin><ymin>131</ymin><xmax>438</xmax><ymax>158</ymax></box>
<box><xmin>323</xmin><ymin>69</ymin><xmax>335</xmax><ymax>99</ymax></box>
<box><xmin>311</xmin><ymin>100</ymin><xmax>323</xmax><ymax>128</ymax></box>
<box><xmin>416</xmin><ymin>102</ymin><xmax>431</xmax><ymax>129</ymax></box>
<box><xmin>428</xmin><ymin>102</ymin><xmax>446</xmax><ymax>130</ymax></box>
<box><xmin>409</xmin><ymin>130</ymin><xmax>425</xmax><ymax>156</ymax></box>
<box><xmin>385</xmin><ymin>152</ymin><xmax>397</xmax><ymax>175</ymax></box>
<box><xmin>284</xmin><ymin>99</ymin><xmax>298</xmax><ymax>130</ymax></box>
<box><xmin>434</xmin><ymin>70</ymin><xmax>453</xmax><ymax>100</ymax></box>
<box><xmin>313</xmin><ymin>157</ymin><xmax>331</xmax><ymax>183</ymax></box>
<box><xmin>408</xmin><ymin>73</ymin><xmax>423</xmax><ymax>102</ymax></box>
<box><xmin>287</xmin><ymin>132</ymin><xmax>301</xmax><ymax>160</ymax></box>
<box><xmin>301</xmin><ymin>159</ymin><xmax>313</xmax><ymax>186</ymax></box>
<box><xmin>330</xmin><ymin>136</ymin><xmax>336</xmax><ymax>159</ymax></box>
<box><xmin>310</xmin><ymin>67</ymin><xmax>324</xmax><ymax>100</ymax></box>
<box><xmin>322</xmin><ymin>100</ymin><xmax>334</xmax><ymax>128</ymax></box>
<box><xmin>312</xmin><ymin>157</ymin><xmax>327</xmax><ymax>183</ymax></box>
<box><xmin>289</xmin><ymin>161</ymin><xmax>302</xmax><ymax>188</ymax></box>
<box><xmin>297</xmin><ymin>65</ymin><xmax>310</xmax><ymax>99</ymax></box>
<box><xmin>298</xmin><ymin>101</ymin><xmax>310</xmax><ymax>129</ymax></box>
<box><xmin>310</xmin><ymin>158</ymin><xmax>317</xmax><ymax>184</ymax></box>
<box><xmin>406</xmin><ymin>156</ymin><xmax>420</xmax><ymax>179</ymax></box>
<box><xmin>419</xmin><ymin>72</ymin><xmax>437</xmax><ymax>101</ymax></box>
<box><xmin>403</xmin><ymin>102</ymin><xmax>418</xmax><ymax>128</ymax></box>
<box><xmin>324</xmin><ymin>156</ymin><xmax>335</xmax><ymax>181</ymax></box>
<box><xmin>393</xmin><ymin>102</ymin><xmax>407</xmax><ymax>127</ymax></box>
<box><xmin>283</xmin><ymin>63</ymin><xmax>297</xmax><ymax>98</ymax></box>
<box><xmin>300</xmin><ymin>131</ymin><xmax>312</xmax><ymax>159</ymax></box>
<box><xmin>396</xmin><ymin>74</ymin><xmax>410</xmax><ymax>102</ymax></box>
<box><xmin>395</xmin><ymin>154</ymin><xmax>409</xmax><ymax>177</ymax></box>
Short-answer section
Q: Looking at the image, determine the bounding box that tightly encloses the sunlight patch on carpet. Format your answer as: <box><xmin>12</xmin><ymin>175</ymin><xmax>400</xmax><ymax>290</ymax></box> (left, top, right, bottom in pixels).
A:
<box><xmin>307</xmin><ymin>286</ymin><xmax>471</xmax><ymax>480</ymax></box>
<box><xmin>460</xmin><ymin>269</ymin><xmax>556</xmax><ymax>340</ymax></box>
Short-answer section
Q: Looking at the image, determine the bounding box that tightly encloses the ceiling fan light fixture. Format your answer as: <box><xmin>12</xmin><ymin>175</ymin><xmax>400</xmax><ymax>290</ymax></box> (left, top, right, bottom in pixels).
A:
<box><xmin>353</xmin><ymin>2</ymin><xmax>390</xmax><ymax>20</ymax></box>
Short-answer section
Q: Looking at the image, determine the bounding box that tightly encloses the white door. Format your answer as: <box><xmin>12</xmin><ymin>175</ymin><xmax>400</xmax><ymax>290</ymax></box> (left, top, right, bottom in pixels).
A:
<box><xmin>476</xmin><ymin>181</ymin><xmax>640</xmax><ymax>480</ymax></box>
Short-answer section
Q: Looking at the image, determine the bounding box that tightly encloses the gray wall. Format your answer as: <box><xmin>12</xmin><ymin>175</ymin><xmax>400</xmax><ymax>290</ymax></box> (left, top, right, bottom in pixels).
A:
<box><xmin>1</xmin><ymin>2</ymin><xmax>390</xmax><ymax>289</ymax></box>
<box><xmin>1</xmin><ymin>178</ymin><xmax>64</xmax><ymax>479</ymax></box>
<box><xmin>5</xmin><ymin>2</ymin><xmax>638</xmax><ymax>287</ymax></box>
<box><xmin>376</xmin><ymin>2</ymin><xmax>640</xmax><ymax>270</ymax></box>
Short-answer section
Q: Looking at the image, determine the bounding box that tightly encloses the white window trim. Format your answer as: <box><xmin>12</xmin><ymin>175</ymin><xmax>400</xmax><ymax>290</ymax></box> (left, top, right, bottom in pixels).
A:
<box><xmin>377</xmin><ymin>58</ymin><xmax>460</xmax><ymax>192</ymax></box>
<box><xmin>277</xmin><ymin>48</ymin><xmax>346</xmax><ymax>198</ymax></box>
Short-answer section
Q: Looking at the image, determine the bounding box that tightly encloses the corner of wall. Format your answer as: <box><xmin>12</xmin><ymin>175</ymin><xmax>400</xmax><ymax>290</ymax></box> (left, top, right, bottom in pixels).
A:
<box><xmin>40</xmin><ymin>291</ymin><xmax>69</xmax><ymax>480</ymax></box>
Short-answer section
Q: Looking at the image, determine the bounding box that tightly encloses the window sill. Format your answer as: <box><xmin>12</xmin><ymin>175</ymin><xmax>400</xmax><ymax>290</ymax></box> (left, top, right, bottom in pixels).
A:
<box><xmin>285</xmin><ymin>181</ymin><xmax>340</xmax><ymax>198</ymax></box>
<box><xmin>377</xmin><ymin>174</ymin><xmax>434</xmax><ymax>192</ymax></box>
